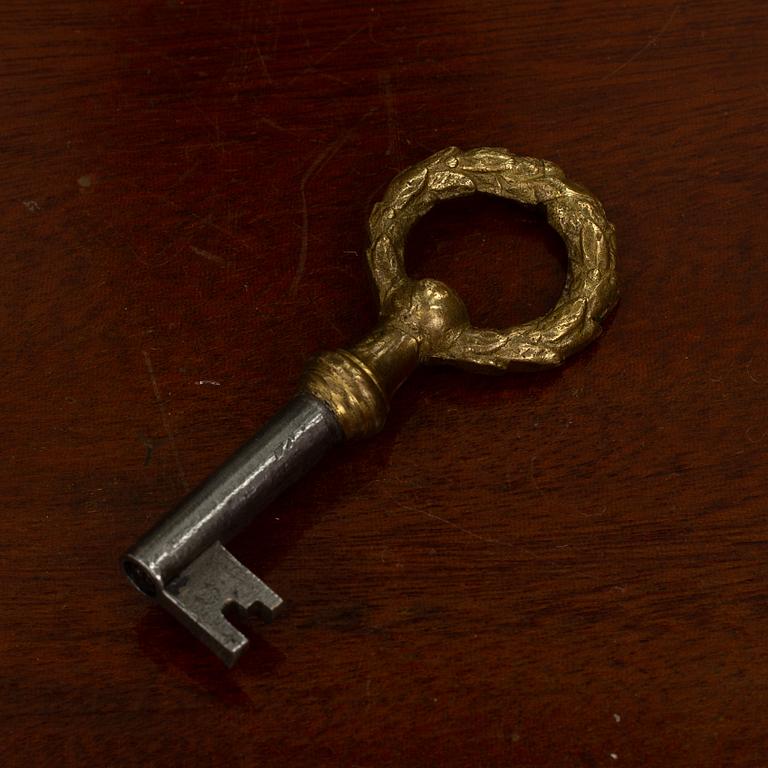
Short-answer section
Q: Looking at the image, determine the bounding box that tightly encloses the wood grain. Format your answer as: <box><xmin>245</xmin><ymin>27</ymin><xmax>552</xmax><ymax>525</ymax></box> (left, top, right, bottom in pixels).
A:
<box><xmin>1</xmin><ymin>1</ymin><xmax>767</xmax><ymax>765</ymax></box>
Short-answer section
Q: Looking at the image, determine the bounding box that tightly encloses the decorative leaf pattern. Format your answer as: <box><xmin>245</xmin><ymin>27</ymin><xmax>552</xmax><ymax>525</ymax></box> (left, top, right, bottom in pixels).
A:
<box><xmin>366</xmin><ymin>147</ymin><xmax>618</xmax><ymax>371</ymax></box>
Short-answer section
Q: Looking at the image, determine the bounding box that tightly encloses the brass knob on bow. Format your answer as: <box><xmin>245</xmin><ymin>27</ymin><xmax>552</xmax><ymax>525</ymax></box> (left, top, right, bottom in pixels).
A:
<box><xmin>302</xmin><ymin>146</ymin><xmax>618</xmax><ymax>439</ymax></box>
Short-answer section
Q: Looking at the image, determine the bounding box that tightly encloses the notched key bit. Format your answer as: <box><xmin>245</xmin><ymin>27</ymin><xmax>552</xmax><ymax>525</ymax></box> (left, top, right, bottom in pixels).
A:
<box><xmin>121</xmin><ymin>147</ymin><xmax>619</xmax><ymax>665</ymax></box>
<box><xmin>163</xmin><ymin>543</ymin><xmax>283</xmax><ymax>666</ymax></box>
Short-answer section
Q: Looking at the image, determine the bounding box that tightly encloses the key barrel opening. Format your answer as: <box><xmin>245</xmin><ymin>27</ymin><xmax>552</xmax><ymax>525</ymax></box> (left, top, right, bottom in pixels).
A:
<box><xmin>122</xmin><ymin>557</ymin><xmax>159</xmax><ymax>598</ymax></box>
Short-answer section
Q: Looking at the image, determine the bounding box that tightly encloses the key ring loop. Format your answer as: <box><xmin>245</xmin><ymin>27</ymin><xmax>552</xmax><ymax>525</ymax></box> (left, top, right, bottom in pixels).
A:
<box><xmin>303</xmin><ymin>147</ymin><xmax>618</xmax><ymax>438</ymax></box>
<box><xmin>366</xmin><ymin>146</ymin><xmax>618</xmax><ymax>371</ymax></box>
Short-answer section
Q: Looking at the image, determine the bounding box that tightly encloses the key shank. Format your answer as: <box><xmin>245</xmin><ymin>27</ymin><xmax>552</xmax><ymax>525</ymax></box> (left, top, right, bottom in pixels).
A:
<box><xmin>122</xmin><ymin>394</ymin><xmax>342</xmax><ymax>665</ymax></box>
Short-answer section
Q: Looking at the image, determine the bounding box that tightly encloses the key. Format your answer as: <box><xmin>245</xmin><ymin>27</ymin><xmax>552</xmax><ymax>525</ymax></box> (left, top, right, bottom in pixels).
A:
<box><xmin>121</xmin><ymin>147</ymin><xmax>618</xmax><ymax>666</ymax></box>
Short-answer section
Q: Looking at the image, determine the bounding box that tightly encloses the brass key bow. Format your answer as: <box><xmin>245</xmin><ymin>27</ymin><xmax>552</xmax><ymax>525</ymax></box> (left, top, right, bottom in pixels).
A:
<box><xmin>122</xmin><ymin>147</ymin><xmax>618</xmax><ymax>665</ymax></box>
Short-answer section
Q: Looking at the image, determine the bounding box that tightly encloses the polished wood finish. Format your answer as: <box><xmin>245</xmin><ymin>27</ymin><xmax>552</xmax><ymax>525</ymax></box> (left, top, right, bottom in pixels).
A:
<box><xmin>2</xmin><ymin>2</ymin><xmax>767</xmax><ymax>765</ymax></box>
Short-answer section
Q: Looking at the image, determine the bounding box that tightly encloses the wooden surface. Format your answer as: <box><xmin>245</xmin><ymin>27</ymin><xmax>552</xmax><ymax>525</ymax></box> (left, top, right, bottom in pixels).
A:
<box><xmin>2</xmin><ymin>1</ymin><xmax>767</xmax><ymax>765</ymax></box>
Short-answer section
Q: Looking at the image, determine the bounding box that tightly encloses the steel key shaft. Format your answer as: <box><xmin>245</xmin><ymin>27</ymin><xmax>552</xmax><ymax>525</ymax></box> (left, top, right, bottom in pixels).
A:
<box><xmin>122</xmin><ymin>395</ymin><xmax>341</xmax><ymax>665</ymax></box>
<box><xmin>122</xmin><ymin>147</ymin><xmax>618</xmax><ymax>665</ymax></box>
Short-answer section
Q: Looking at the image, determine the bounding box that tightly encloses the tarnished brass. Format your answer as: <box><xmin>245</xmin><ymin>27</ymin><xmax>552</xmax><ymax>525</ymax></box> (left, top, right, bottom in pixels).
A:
<box><xmin>302</xmin><ymin>146</ymin><xmax>618</xmax><ymax>439</ymax></box>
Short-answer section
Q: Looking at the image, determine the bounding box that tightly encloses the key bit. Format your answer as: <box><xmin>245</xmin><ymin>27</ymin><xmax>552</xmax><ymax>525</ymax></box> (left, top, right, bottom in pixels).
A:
<box><xmin>122</xmin><ymin>146</ymin><xmax>619</xmax><ymax>664</ymax></box>
<box><xmin>162</xmin><ymin>543</ymin><xmax>283</xmax><ymax>667</ymax></box>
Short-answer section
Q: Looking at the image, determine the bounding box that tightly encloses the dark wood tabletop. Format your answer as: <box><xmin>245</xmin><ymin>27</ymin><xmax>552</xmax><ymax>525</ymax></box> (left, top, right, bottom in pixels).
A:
<box><xmin>3</xmin><ymin>1</ymin><xmax>767</xmax><ymax>766</ymax></box>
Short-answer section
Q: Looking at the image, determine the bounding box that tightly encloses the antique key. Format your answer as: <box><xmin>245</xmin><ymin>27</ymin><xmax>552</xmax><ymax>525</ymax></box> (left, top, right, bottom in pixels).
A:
<box><xmin>122</xmin><ymin>147</ymin><xmax>618</xmax><ymax>665</ymax></box>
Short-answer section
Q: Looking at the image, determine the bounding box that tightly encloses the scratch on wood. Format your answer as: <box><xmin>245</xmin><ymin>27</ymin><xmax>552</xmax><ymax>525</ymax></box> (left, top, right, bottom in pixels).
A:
<box><xmin>189</xmin><ymin>245</ymin><xmax>225</xmax><ymax>265</ymax></box>
<box><xmin>305</xmin><ymin>23</ymin><xmax>366</xmax><ymax>72</ymax></box>
<box><xmin>255</xmin><ymin>45</ymin><xmax>273</xmax><ymax>84</ymax></box>
<box><xmin>368</xmin><ymin>13</ymin><xmax>384</xmax><ymax>47</ymax></box>
<box><xmin>140</xmin><ymin>435</ymin><xmax>165</xmax><ymax>467</ymax></box>
<box><xmin>289</xmin><ymin>108</ymin><xmax>378</xmax><ymax>297</ymax></box>
<box><xmin>746</xmin><ymin>357</ymin><xmax>764</xmax><ymax>384</ymax></box>
<box><xmin>271</xmin><ymin>0</ymin><xmax>283</xmax><ymax>53</ymax></box>
<box><xmin>528</xmin><ymin>454</ymin><xmax>546</xmax><ymax>497</ymax></box>
<box><xmin>379</xmin><ymin>72</ymin><xmax>403</xmax><ymax>166</ymax></box>
<box><xmin>151</xmin><ymin>193</ymin><xmax>251</xmax><ymax>254</ymax></box>
<box><xmin>397</xmin><ymin>500</ymin><xmax>539</xmax><ymax>558</ymax></box>
<box><xmin>604</xmin><ymin>4</ymin><xmax>680</xmax><ymax>80</ymax></box>
<box><xmin>160</xmin><ymin>52</ymin><xmax>224</xmax><ymax>149</ymax></box>
<box><xmin>290</xmin><ymin>143</ymin><xmax>340</xmax><ymax>298</ymax></box>
<box><xmin>142</xmin><ymin>350</ymin><xmax>189</xmax><ymax>492</ymax></box>
<box><xmin>258</xmin><ymin>116</ymin><xmax>296</xmax><ymax>133</ymax></box>
<box><xmin>419</xmin><ymin>507</ymin><xmax>522</xmax><ymax>550</ymax></box>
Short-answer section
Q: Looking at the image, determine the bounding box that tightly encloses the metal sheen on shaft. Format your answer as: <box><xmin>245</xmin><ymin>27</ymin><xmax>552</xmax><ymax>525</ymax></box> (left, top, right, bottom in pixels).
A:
<box><xmin>121</xmin><ymin>394</ymin><xmax>341</xmax><ymax>664</ymax></box>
